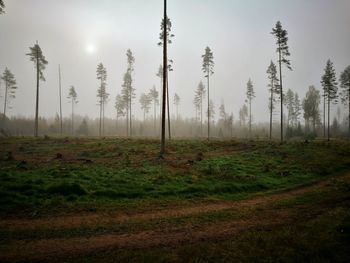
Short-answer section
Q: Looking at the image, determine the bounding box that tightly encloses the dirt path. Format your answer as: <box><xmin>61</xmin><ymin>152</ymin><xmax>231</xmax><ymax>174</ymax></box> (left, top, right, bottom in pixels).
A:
<box><xmin>0</xmin><ymin>173</ymin><xmax>349</xmax><ymax>262</ymax></box>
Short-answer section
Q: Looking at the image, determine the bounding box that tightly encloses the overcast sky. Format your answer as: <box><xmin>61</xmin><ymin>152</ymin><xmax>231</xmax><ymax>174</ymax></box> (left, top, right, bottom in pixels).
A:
<box><xmin>0</xmin><ymin>0</ymin><xmax>349</xmax><ymax>122</ymax></box>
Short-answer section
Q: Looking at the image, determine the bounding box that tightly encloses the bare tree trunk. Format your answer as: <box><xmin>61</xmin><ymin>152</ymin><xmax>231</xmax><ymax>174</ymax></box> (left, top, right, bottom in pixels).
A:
<box><xmin>323</xmin><ymin>92</ymin><xmax>326</xmax><ymax>138</ymax></box>
<box><xmin>34</xmin><ymin>43</ymin><xmax>39</xmax><ymax>137</ymax></box>
<box><xmin>58</xmin><ymin>65</ymin><xmax>63</xmax><ymax>136</ymax></box>
<box><xmin>126</xmin><ymin>101</ymin><xmax>129</xmax><ymax>137</ymax></box>
<box><xmin>278</xmin><ymin>43</ymin><xmax>283</xmax><ymax>142</ymax></box>
<box><xmin>328</xmin><ymin>96</ymin><xmax>330</xmax><ymax>141</ymax></box>
<box><xmin>269</xmin><ymin>80</ymin><xmax>273</xmax><ymax>140</ymax></box>
<box><xmin>167</xmin><ymin>78</ymin><xmax>171</xmax><ymax>140</ymax></box>
<box><xmin>3</xmin><ymin>81</ymin><xmax>8</xmax><ymax>117</ymax></box>
<box><xmin>249</xmin><ymin>98</ymin><xmax>252</xmax><ymax>137</ymax></box>
<box><xmin>130</xmin><ymin>96</ymin><xmax>132</xmax><ymax>137</ymax></box>
<box><xmin>154</xmin><ymin>101</ymin><xmax>156</xmax><ymax>135</ymax></box>
<box><xmin>207</xmin><ymin>74</ymin><xmax>210</xmax><ymax>140</ymax></box>
<box><xmin>160</xmin><ymin>0</ymin><xmax>167</xmax><ymax>156</ymax></box>
<box><xmin>348</xmin><ymin>86</ymin><xmax>350</xmax><ymax>138</ymax></box>
<box><xmin>99</xmin><ymin>101</ymin><xmax>102</xmax><ymax>137</ymax></box>
<box><xmin>71</xmin><ymin>98</ymin><xmax>74</xmax><ymax>136</ymax></box>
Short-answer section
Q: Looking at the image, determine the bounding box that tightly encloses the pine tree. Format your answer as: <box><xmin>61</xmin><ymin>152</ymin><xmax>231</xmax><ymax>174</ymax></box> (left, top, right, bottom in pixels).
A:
<box><xmin>67</xmin><ymin>86</ymin><xmax>78</xmax><ymax>135</ymax></box>
<box><xmin>139</xmin><ymin>93</ymin><xmax>152</xmax><ymax>122</ymax></box>
<box><xmin>202</xmin><ymin>46</ymin><xmax>214</xmax><ymax>140</ymax></box>
<box><xmin>303</xmin><ymin>86</ymin><xmax>321</xmax><ymax>133</ymax></box>
<box><xmin>271</xmin><ymin>21</ymin><xmax>292</xmax><ymax>141</ymax></box>
<box><xmin>293</xmin><ymin>92</ymin><xmax>301</xmax><ymax>127</ymax></box>
<box><xmin>339</xmin><ymin>65</ymin><xmax>350</xmax><ymax>137</ymax></box>
<box><xmin>1</xmin><ymin>68</ymin><xmax>17</xmax><ymax>118</ymax></box>
<box><xmin>160</xmin><ymin>0</ymin><xmax>168</xmax><ymax>155</ymax></box>
<box><xmin>149</xmin><ymin>86</ymin><xmax>159</xmax><ymax>135</ymax></box>
<box><xmin>126</xmin><ymin>49</ymin><xmax>135</xmax><ymax>136</ymax></box>
<box><xmin>321</xmin><ymin>59</ymin><xmax>338</xmax><ymax>141</ymax></box>
<box><xmin>158</xmin><ymin>16</ymin><xmax>174</xmax><ymax>140</ymax></box>
<box><xmin>96</xmin><ymin>63</ymin><xmax>108</xmax><ymax>137</ymax></box>
<box><xmin>115</xmin><ymin>94</ymin><xmax>125</xmax><ymax>134</ymax></box>
<box><xmin>285</xmin><ymin>89</ymin><xmax>294</xmax><ymax>127</ymax></box>
<box><xmin>267</xmin><ymin>61</ymin><xmax>279</xmax><ymax>139</ymax></box>
<box><xmin>246</xmin><ymin>78</ymin><xmax>255</xmax><ymax>136</ymax></box>
<box><xmin>26</xmin><ymin>42</ymin><xmax>48</xmax><ymax>137</ymax></box>
<box><xmin>194</xmin><ymin>81</ymin><xmax>206</xmax><ymax>136</ymax></box>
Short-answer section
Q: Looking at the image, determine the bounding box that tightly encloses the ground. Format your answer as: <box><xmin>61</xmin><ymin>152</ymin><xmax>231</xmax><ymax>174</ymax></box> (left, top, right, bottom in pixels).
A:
<box><xmin>0</xmin><ymin>137</ymin><xmax>349</xmax><ymax>262</ymax></box>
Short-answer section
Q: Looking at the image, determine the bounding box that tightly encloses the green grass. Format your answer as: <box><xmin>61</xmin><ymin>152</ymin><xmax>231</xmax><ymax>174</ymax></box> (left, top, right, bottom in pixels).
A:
<box><xmin>0</xmin><ymin>138</ymin><xmax>349</xmax><ymax>215</ymax></box>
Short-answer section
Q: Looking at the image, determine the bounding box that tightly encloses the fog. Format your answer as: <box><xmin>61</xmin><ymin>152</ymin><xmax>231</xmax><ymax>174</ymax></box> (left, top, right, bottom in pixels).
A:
<box><xmin>0</xmin><ymin>0</ymin><xmax>350</xmax><ymax>124</ymax></box>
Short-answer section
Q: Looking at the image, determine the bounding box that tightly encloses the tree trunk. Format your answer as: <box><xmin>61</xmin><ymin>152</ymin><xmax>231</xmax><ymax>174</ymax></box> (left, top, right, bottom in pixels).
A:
<box><xmin>130</xmin><ymin>96</ymin><xmax>132</xmax><ymax>137</ymax></box>
<box><xmin>34</xmin><ymin>45</ymin><xmax>40</xmax><ymax>137</ymax></box>
<box><xmin>154</xmin><ymin>101</ymin><xmax>156</xmax><ymax>135</ymax></box>
<box><xmin>278</xmin><ymin>43</ymin><xmax>283</xmax><ymax>142</ymax></box>
<box><xmin>71</xmin><ymin>98</ymin><xmax>74</xmax><ymax>136</ymax></box>
<box><xmin>207</xmin><ymin>74</ymin><xmax>210</xmax><ymax>140</ymax></box>
<box><xmin>348</xmin><ymin>85</ymin><xmax>350</xmax><ymax>138</ymax></box>
<box><xmin>3</xmin><ymin>81</ymin><xmax>8</xmax><ymax>117</ymax></box>
<box><xmin>328</xmin><ymin>96</ymin><xmax>330</xmax><ymax>141</ymax></box>
<box><xmin>167</xmin><ymin>77</ymin><xmax>171</xmax><ymax>140</ymax></box>
<box><xmin>323</xmin><ymin>92</ymin><xmax>326</xmax><ymax>138</ymax></box>
<box><xmin>249</xmin><ymin>98</ymin><xmax>252</xmax><ymax>137</ymax></box>
<box><xmin>269</xmin><ymin>80</ymin><xmax>273</xmax><ymax>140</ymax></box>
<box><xmin>59</xmin><ymin>65</ymin><xmax>63</xmax><ymax>136</ymax></box>
<box><xmin>160</xmin><ymin>0</ymin><xmax>167</xmax><ymax>156</ymax></box>
<box><xmin>99</xmin><ymin>101</ymin><xmax>102</xmax><ymax>137</ymax></box>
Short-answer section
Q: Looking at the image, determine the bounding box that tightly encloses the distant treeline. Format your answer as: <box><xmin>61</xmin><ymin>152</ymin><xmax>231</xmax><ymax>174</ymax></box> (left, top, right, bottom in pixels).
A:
<box><xmin>0</xmin><ymin>112</ymin><xmax>348</xmax><ymax>140</ymax></box>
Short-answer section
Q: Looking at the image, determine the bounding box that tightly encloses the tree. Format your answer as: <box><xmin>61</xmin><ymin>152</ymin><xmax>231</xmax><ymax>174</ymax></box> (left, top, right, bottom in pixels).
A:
<box><xmin>67</xmin><ymin>86</ymin><xmax>78</xmax><ymax>135</ymax></box>
<box><xmin>303</xmin><ymin>86</ymin><xmax>321</xmax><ymax>133</ymax></box>
<box><xmin>160</xmin><ymin>0</ymin><xmax>168</xmax><ymax>155</ymax></box>
<box><xmin>271</xmin><ymin>21</ymin><xmax>292</xmax><ymax>141</ymax></box>
<box><xmin>321</xmin><ymin>59</ymin><xmax>338</xmax><ymax>141</ymax></box>
<box><xmin>77</xmin><ymin>118</ymin><xmax>88</xmax><ymax>136</ymax></box>
<box><xmin>126</xmin><ymin>49</ymin><xmax>135</xmax><ymax>136</ymax></box>
<box><xmin>26</xmin><ymin>41</ymin><xmax>48</xmax><ymax>137</ymax></box>
<box><xmin>121</xmin><ymin>50</ymin><xmax>135</xmax><ymax>137</ymax></box>
<box><xmin>115</xmin><ymin>94</ymin><xmax>126</xmax><ymax>134</ymax></box>
<box><xmin>207</xmin><ymin>99</ymin><xmax>215</xmax><ymax>124</ymax></box>
<box><xmin>149</xmin><ymin>86</ymin><xmax>159</xmax><ymax>134</ymax></box>
<box><xmin>267</xmin><ymin>61</ymin><xmax>279</xmax><ymax>139</ymax></box>
<box><xmin>293</xmin><ymin>92</ymin><xmax>301</xmax><ymax>127</ymax></box>
<box><xmin>96</xmin><ymin>63</ymin><xmax>108</xmax><ymax>137</ymax></box>
<box><xmin>58</xmin><ymin>65</ymin><xmax>63</xmax><ymax>135</ymax></box>
<box><xmin>339</xmin><ymin>65</ymin><xmax>350</xmax><ymax>137</ymax></box>
<box><xmin>0</xmin><ymin>0</ymin><xmax>5</xmax><ymax>14</ymax></box>
<box><xmin>139</xmin><ymin>93</ymin><xmax>152</xmax><ymax>121</ymax></box>
<box><xmin>246</xmin><ymin>78</ymin><xmax>255</xmax><ymax>136</ymax></box>
<box><xmin>173</xmin><ymin>93</ymin><xmax>180</xmax><ymax>120</ymax></box>
<box><xmin>194</xmin><ymin>81</ymin><xmax>206</xmax><ymax>136</ymax></box>
<box><xmin>202</xmin><ymin>46</ymin><xmax>214</xmax><ymax>140</ymax></box>
<box><xmin>1</xmin><ymin>68</ymin><xmax>17</xmax><ymax>118</ymax></box>
<box><xmin>285</xmin><ymin>89</ymin><xmax>294</xmax><ymax>127</ymax></box>
<box><xmin>239</xmin><ymin>104</ymin><xmax>248</xmax><ymax>127</ymax></box>
<box><xmin>158</xmin><ymin>16</ymin><xmax>174</xmax><ymax>141</ymax></box>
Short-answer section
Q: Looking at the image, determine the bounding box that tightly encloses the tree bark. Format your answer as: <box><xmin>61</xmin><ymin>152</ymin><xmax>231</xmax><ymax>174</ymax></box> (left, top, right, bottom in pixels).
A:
<box><xmin>34</xmin><ymin>44</ymin><xmax>39</xmax><ymax>137</ymax></box>
<box><xmin>160</xmin><ymin>0</ymin><xmax>167</xmax><ymax>156</ymax></box>
<box><xmin>207</xmin><ymin>74</ymin><xmax>210</xmax><ymax>140</ymax></box>
<box><xmin>3</xmin><ymin>81</ymin><xmax>8</xmax><ymax>117</ymax></box>
<box><xmin>167</xmin><ymin>78</ymin><xmax>171</xmax><ymax>140</ymax></box>
<box><xmin>59</xmin><ymin>65</ymin><xmax>63</xmax><ymax>136</ymax></box>
<box><xmin>278</xmin><ymin>42</ymin><xmax>283</xmax><ymax>142</ymax></box>
<box><xmin>328</xmin><ymin>96</ymin><xmax>330</xmax><ymax>141</ymax></box>
<box><xmin>269</xmin><ymin>79</ymin><xmax>273</xmax><ymax>140</ymax></box>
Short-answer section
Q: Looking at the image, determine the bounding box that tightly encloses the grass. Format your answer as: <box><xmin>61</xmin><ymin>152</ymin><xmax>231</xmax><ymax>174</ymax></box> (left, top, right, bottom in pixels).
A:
<box><xmin>0</xmin><ymin>138</ymin><xmax>349</xmax><ymax>215</ymax></box>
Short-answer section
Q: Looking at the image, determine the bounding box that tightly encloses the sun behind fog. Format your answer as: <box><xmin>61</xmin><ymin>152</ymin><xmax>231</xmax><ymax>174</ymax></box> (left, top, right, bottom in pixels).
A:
<box><xmin>86</xmin><ymin>44</ymin><xmax>95</xmax><ymax>54</ymax></box>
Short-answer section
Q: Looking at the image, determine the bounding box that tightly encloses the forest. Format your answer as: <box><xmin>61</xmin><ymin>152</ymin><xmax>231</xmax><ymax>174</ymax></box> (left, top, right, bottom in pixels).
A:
<box><xmin>0</xmin><ymin>0</ymin><xmax>350</xmax><ymax>262</ymax></box>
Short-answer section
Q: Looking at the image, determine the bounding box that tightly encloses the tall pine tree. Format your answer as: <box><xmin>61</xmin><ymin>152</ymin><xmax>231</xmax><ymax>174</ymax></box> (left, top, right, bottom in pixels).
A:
<box><xmin>26</xmin><ymin>42</ymin><xmax>48</xmax><ymax>137</ymax></box>
<box><xmin>271</xmin><ymin>21</ymin><xmax>292</xmax><ymax>141</ymax></box>
<box><xmin>202</xmin><ymin>46</ymin><xmax>214</xmax><ymax>140</ymax></box>
<box><xmin>339</xmin><ymin>65</ymin><xmax>350</xmax><ymax>137</ymax></box>
<box><xmin>321</xmin><ymin>59</ymin><xmax>338</xmax><ymax>141</ymax></box>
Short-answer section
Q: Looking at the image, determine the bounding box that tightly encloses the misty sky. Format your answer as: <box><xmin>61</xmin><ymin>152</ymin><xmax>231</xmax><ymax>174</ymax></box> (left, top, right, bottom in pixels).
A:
<box><xmin>0</xmin><ymin>0</ymin><xmax>349</xmax><ymax>122</ymax></box>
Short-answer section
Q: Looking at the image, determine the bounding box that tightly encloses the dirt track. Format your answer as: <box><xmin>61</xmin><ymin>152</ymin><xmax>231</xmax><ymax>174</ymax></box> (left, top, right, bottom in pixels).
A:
<box><xmin>0</xmin><ymin>173</ymin><xmax>349</xmax><ymax>262</ymax></box>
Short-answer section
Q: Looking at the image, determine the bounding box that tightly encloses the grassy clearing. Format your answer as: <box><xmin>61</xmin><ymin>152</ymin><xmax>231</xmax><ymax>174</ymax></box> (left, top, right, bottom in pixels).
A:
<box><xmin>0</xmin><ymin>138</ymin><xmax>349</xmax><ymax>216</ymax></box>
